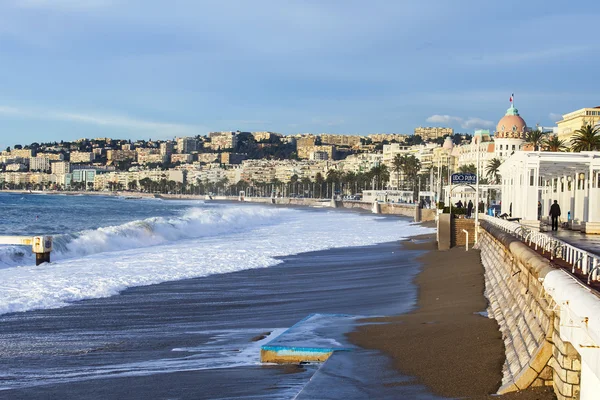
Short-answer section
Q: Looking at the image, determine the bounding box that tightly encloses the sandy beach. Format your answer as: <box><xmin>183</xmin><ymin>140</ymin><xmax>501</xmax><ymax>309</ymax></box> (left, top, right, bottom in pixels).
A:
<box><xmin>348</xmin><ymin>233</ymin><xmax>557</xmax><ymax>399</ymax></box>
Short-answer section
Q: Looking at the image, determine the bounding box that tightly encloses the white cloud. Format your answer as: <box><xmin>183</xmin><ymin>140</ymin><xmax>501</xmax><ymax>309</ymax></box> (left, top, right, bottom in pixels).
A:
<box><xmin>426</xmin><ymin>114</ymin><xmax>494</xmax><ymax>130</ymax></box>
<box><xmin>0</xmin><ymin>105</ymin><xmax>203</xmax><ymax>136</ymax></box>
<box><xmin>426</xmin><ymin>115</ymin><xmax>462</xmax><ymax>125</ymax></box>
<box><xmin>549</xmin><ymin>113</ymin><xmax>563</xmax><ymax>122</ymax></box>
<box><xmin>463</xmin><ymin>46</ymin><xmax>593</xmax><ymax>66</ymax></box>
<box><xmin>461</xmin><ymin>117</ymin><xmax>494</xmax><ymax>129</ymax></box>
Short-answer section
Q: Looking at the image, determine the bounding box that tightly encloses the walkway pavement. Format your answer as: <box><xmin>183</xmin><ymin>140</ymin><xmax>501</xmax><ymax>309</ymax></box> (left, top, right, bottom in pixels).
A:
<box><xmin>549</xmin><ymin>229</ymin><xmax>600</xmax><ymax>257</ymax></box>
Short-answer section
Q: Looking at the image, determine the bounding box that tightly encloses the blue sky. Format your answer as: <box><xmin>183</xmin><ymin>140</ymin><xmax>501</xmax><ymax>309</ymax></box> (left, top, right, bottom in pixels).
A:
<box><xmin>0</xmin><ymin>0</ymin><xmax>599</xmax><ymax>150</ymax></box>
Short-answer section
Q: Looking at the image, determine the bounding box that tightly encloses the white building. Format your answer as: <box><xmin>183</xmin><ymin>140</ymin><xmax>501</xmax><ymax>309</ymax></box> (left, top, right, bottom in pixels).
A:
<box><xmin>70</xmin><ymin>151</ymin><xmax>94</xmax><ymax>163</ymax></box>
<box><xmin>498</xmin><ymin>151</ymin><xmax>600</xmax><ymax>233</ymax></box>
<box><xmin>51</xmin><ymin>161</ymin><xmax>71</xmax><ymax>175</ymax></box>
<box><xmin>29</xmin><ymin>157</ymin><xmax>50</xmax><ymax>172</ymax></box>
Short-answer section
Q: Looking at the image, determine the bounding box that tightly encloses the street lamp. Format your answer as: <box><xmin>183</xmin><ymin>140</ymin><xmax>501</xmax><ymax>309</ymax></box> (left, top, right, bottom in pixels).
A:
<box><xmin>442</xmin><ymin>137</ymin><xmax>454</xmax><ymax>204</ymax></box>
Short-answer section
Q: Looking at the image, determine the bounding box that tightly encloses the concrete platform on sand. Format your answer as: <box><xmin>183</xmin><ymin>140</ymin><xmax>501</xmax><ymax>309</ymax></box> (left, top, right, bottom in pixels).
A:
<box><xmin>260</xmin><ymin>313</ymin><xmax>354</xmax><ymax>364</ymax></box>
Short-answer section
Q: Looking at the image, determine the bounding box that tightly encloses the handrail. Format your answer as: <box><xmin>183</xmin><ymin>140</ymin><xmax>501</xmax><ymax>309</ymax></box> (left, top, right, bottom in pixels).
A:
<box><xmin>481</xmin><ymin>215</ymin><xmax>600</xmax><ymax>284</ymax></box>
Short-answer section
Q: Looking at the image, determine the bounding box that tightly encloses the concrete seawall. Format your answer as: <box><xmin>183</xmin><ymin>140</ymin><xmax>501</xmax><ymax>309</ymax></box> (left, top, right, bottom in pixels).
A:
<box><xmin>478</xmin><ymin>221</ymin><xmax>600</xmax><ymax>399</ymax></box>
<box><xmin>204</xmin><ymin>196</ymin><xmax>436</xmax><ymax>222</ymax></box>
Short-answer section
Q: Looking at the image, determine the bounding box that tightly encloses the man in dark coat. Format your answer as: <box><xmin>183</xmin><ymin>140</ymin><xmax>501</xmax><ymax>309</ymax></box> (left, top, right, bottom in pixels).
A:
<box><xmin>467</xmin><ymin>200</ymin><xmax>473</xmax><ymax>218</ymax></box>
<box><xmin>549</xmin><ymin>200</ymin><xmax>561</xmax><ymax>231</ymax></box>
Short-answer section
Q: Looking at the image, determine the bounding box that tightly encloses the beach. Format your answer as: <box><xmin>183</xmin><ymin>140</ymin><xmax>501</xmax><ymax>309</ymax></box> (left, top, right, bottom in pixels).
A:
<box><xmin>0</xmin><ymin>233</ymin><xmax>438</xmax><ymax>399</ymax></box>
<box><xmin>349</xmin><ymin>233</ymin><xmax>556</xmax><ymax>399</ymax></box>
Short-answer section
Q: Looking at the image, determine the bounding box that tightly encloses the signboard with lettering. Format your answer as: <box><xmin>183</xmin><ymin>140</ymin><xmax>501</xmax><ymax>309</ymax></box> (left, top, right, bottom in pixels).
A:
<box><xmin>451</xmin><ymin>173</ymin><xmax>477</xmax><ymax>185</ymax></box>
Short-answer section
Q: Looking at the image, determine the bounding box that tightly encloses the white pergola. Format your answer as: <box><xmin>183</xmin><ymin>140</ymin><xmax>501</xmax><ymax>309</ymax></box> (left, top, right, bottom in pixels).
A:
<box><xmin>498</xmin><ymin>151</ymin><xmax>600</xmax><ymax>233</ymax></box>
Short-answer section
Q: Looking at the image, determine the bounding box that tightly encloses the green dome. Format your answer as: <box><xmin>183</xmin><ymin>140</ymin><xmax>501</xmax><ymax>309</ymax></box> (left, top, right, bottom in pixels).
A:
<box><xmin>505</xmin><ymin>105</ymin><xmax>520</xmax><ymax>116</ymax></box>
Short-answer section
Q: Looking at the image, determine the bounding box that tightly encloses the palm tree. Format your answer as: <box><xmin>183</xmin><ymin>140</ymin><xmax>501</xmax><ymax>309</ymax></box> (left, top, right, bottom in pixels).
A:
<box><xmin>391</xmin><ymin>154</ymin><xmax>403</xmax><ymax>190</ymax></box>
<box><xmin>525</xmin><ymin>130</ymin><xmax>547</xmax><ymax>151</ymax></box>
<box><xmin>399</xmin><ymin>155</ymin><xmax>421</xmax><ymax>201</ymax></box>
<box><xmin>543</xmin><ymin>135</ymin><xmax>568</xmax><ymax>152</ymax></box>
<box><xmin>486</xmin><ymin>158</ymin><xmax>502</xmax><ymax>184</ymax></box>
<box><xmin>458</xmin><ymin>164</ymin><xmax>476</xmax><ymax>174</ymax></box>
<box><xmin>369</xmin><ymin>164</ymin><xmax>389</xmax><ymax>190</ymax></box>
<box><xmin>570</xmin><ymin>124</ymin><xmax>600</xmax><ymax>152</ymax></box>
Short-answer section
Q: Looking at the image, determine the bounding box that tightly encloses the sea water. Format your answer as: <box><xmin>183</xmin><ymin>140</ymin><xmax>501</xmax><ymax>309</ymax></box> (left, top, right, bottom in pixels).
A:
<box><xmin>0</xmin><ymin>193</ymin><xmax>440</xmax><ymax>399</ymax></box>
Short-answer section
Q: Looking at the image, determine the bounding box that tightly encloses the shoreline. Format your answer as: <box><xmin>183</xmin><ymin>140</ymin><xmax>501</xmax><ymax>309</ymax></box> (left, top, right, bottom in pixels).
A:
<box><xmin>347</xmin><ymin>234</ymin><xmax>557</xmax><ymax>399</ymax></box>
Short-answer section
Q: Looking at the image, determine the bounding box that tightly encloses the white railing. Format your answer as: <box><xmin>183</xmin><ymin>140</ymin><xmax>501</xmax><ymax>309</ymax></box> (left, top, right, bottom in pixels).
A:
<box><xmin>481</xmin><ymin>215</ymin><xmax>600</xmax><ymax>284</ymax></box>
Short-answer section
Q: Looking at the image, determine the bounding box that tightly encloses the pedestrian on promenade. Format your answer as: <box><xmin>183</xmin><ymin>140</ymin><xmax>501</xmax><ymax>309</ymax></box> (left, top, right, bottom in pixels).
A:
<box><xmin>549</xmin><ymin>200</ymin><xmax>561</xmax><ymax>231</ymax></box>
<box><xmin>467</xmin><ymin>200</ymin><xmax>473</xmax><ymax>218</ymax></box>
<box><xmin>478</xmin><ymin>201</ymin><xmax>485</xmax><ymax>214</ymax></box>
<box><xmin>456</xmin><ymin>200</ymin><xmax>463</xmax><ymax>209</ymax></box>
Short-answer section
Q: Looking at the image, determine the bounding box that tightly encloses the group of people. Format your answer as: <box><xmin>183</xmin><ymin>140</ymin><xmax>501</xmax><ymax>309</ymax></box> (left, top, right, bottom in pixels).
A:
<box><xmin>454</xmin><ymin>200</ymin><xmax>485</xmax><ymax>218</ymax></box>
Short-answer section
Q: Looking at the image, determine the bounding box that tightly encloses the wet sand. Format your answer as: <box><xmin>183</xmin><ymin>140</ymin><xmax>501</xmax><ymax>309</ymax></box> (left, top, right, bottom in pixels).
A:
<box><xmin>348</xmin><ymin>234</ymin><xmax>556</xmax><ymax>399</ymax></box>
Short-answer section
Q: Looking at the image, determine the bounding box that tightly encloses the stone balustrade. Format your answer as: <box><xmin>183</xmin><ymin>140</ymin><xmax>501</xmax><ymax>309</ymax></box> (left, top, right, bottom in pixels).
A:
<box><xmin>478</xmin><ymin>221</ymin><xmax>600</xmax><ymax>399</ymax></box>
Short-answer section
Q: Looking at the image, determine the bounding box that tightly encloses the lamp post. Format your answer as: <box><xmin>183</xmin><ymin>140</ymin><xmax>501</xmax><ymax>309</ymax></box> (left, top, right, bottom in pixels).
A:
<box><xmin>442</xmin><ymin>137</ymin><xmax>454</xmax><ymax>205</ymax></box>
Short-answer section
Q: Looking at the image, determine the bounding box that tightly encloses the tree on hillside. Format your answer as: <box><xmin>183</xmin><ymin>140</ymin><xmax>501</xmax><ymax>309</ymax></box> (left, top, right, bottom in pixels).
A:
<box><xmin>571</xmin><ymin>124</ymin><xmax>600</xmax><ymax>152</ymax></box>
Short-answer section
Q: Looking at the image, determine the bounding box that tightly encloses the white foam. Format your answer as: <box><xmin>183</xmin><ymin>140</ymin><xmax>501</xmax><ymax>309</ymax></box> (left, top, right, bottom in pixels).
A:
<box><xmin>0</xmin><ymin>205</ymin><xmax>433</xmax><ymax>315</ymax></box>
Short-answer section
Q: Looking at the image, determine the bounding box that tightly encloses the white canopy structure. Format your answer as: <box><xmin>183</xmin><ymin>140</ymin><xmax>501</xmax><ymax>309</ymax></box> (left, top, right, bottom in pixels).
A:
<box><xmin>498</xmin><ymin>151</ymin><xmax>600</xmax><ymax>233</ymax></box>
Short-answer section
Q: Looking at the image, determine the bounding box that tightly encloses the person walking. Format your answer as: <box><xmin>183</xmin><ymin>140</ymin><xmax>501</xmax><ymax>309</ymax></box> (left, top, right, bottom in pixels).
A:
<box><xmin>549</xmin><ymin>200</ymin><xmax>561</xmax><ymax>231</ymax></box>
<box><xmin>467</xmin><ymin>200</ymin><xmax>473</xmax><ymax>218</ymax></box>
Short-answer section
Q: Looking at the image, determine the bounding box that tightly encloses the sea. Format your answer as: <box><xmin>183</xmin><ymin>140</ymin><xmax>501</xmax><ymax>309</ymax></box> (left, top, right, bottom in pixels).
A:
<box><xmin>0</xmin><ymin>193</ymin><xmax>443</xmax><ymax>399</ymax></box>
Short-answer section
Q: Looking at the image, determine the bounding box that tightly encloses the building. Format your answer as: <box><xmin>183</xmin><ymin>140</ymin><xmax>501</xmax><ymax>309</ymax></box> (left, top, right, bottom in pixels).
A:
<box><xmin>382</xmin><ymin>143</ymin><xmax>416</xmax><ymax>166</ymax></box>
<box><xmin>320</xmin><ymin>134</ymin><xmax>361</xmax><ymax>147</ymax></box>
<box><xmin>209</xmin><ymin>131</ymin><xmax>238</xmax><ymax>150</ymax></box>
<box><xmin>338</xmin><ymin>153</ymin><xmax>382</xmax><ymax>174</ymax></box>
<box><xmin>70</xmin><ymin>151</ymin><xmax>94</xmax><ymax>163</ymax></box>
<box><xmin>72</xmin><ymin>169</ymin><xmax>99</xmax><ymax>188</ymax></box>
<box><xmin>309</xmin><ymin>151</ymin><xmax>329</xmax><ymax>161</ymax></box>
<box><xmin>297</xmin><ymin>143</ymin><xmax>334</xmax><ymax>160</ymax></box>
<box><xmin>36</xmin><ymin>152</ymin><xmax>64</xmax><ymax>161</ymax></box>
<box><xmin>252</xmin><ymin>131</ymin><xmax>281</xmax><ymax>142</ymax></box>
<box><xmin>220</xmin><ymin>152</ymin><xmax>248</xmax><ymax>165</ymax></box>
<box><xmin>5</xmin><ymin>163</ymin><xmax>27</xmax><ymax>172</ymax></box>
<box><xmin>176</xmin><ymin>137</ymin><xmax>198</xmax><ymax>154</ymax></box>
<box><xmin>160</xmin><ymin>141</ymin><xmax>175</xmax><ymax>158</ymax></box>
<box><xmin>171</xmin><ymin>153</ymin><xmax>193</xmax><ymax>164</ymax></box>
<box><xmin>494</xmin><ymin>105</ymin><xmax>527</xmax><ymax>159</ymax></box>
<box><xmin>455</xmin><ymin>130</ymin><xmax>495</xmax><ymax>171</ymax></box>
<box><xmin>197</xmin><ymin>153</ymin><xmax>220</xmax><ymax>164</ymax></box>
<box><xmin>138</xmin><ymin>153</ymin><xmax>166</xmax><ymax>165</ymax></box>
<box><xmin>10</xmin><ymin>148</ymin><xmax>35</xmax><ymax>158</ymax></box>
<box><xmin>367</xmin><ymin>133</ymin><xmax>408</xmax><ymax>143</ymax></box>
<box><xmin>498</xmin><ymin>151</ymin><xmax>600</xmax><ymax>233</ymax></box>
<box><xmin>556</xmin><ymin>107</ymin><xmax>600</xmax><ymax>142</ymax></box>
<box><xmin>51</xmin><ymin>161</ymin><xmax>71</xmax><ymax>175</ymax></box>
<box><xmin>107</xmin><ymin>149</ymin><xmax>136</xmax><ymax>163</ymax></box>
<box><xmin>29</xmin><ymin>157</ymin><xmax>51</xmax><ymax>172</ymax></box>
<box><xmin>414</xmin><ymin>127</ymin><xmax>454</xmax><ymax>141</ymax></box>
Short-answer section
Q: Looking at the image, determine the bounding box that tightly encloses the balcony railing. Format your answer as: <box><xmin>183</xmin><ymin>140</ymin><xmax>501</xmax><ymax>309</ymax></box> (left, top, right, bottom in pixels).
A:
<box><xmin>481</xmin><ymin>215</ymin><xmax>600</xmax><ymax>284</ymax></box>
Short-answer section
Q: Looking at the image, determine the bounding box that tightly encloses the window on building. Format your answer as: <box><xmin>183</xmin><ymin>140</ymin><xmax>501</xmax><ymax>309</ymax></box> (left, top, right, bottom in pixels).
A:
<box><xmin>512</xmin><ymin>145</ymin><xmax>516</xmax><ymax>150</ymax></box>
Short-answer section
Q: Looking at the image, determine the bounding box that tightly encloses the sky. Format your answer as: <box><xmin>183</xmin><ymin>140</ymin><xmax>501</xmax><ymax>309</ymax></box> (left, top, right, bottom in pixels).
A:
<box><xmin>0</xmin><ymin>0</ymin><xmax>599</xmax><ymax>150</ymax></box>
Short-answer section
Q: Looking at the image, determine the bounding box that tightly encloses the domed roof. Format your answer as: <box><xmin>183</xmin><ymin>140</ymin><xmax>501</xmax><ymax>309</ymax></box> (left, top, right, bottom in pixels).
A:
<box><xmin>496</xmin><ymin>105</ymin><xmax>527</xmax><ymax>139</ymax></box>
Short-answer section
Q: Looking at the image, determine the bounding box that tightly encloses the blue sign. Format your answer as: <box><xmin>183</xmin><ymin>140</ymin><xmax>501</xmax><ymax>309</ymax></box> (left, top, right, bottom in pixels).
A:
<box><xmin>451</xmin><ymin>173</ymin><xmax>477</xmax><ymax>185</ymax></box>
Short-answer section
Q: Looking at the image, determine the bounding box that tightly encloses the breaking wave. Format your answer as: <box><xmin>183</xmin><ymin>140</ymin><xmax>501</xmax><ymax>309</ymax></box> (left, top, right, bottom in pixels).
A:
<box><xmin>0</xmin><ymin>207</ymin><xmax>284</xmax><ymax>268</ymax></box>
